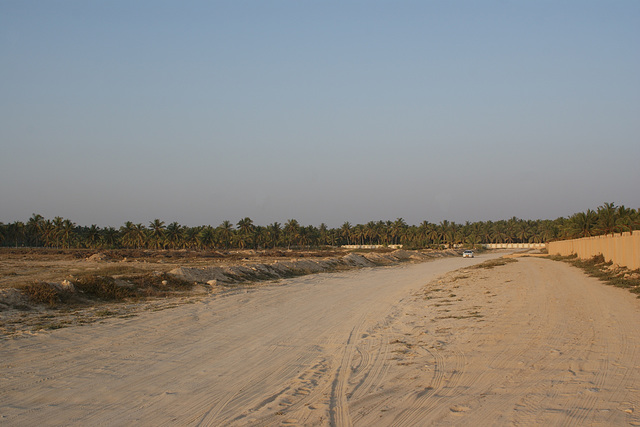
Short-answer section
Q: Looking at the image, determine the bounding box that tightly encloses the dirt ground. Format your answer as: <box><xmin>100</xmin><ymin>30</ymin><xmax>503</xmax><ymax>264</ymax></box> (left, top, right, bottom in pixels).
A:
<box><xmin>0</xmin><ymin>247</ymin><xmax>346</xmax><ymax>290</ymax></box>
<box><xmin>0</xmin><ymin>247</ymin><xmax>349</xmax><ymax>337</ymax></box>
<box><xmin>0</xmin><ymin>247</ymin><xmax>453</xmax><ymax>337</ymax></box>
<box><xmin>2</xmin><ymin>253</ymin><xmax>639</xmax><ymax>426</ymax></box>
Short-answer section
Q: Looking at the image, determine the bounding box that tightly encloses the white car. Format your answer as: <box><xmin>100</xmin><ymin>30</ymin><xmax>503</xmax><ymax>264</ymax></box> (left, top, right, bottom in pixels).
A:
<box><xmin>463</xmin><ymin>250</ymin><xmax>474</xmax><ymax>258</ymax></box>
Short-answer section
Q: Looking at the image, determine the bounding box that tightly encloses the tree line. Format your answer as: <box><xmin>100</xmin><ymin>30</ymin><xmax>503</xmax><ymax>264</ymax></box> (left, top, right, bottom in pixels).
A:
<box><xmin>1</xmin><ymin>203</ymin><xmax>638</xmax><ymax>251</ymax></box>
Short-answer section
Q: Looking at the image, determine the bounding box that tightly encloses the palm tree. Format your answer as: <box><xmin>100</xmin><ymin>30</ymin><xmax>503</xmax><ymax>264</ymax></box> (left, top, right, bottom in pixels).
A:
<box><xmin>165</xmin><ymin>222</ymin><xmax>184</xmax><ymax>249</ymax></box>
<box><xmin>267</xmin><ymin>222</ymin><xmax>282</xmax><ymax>248</ymax></box>
<box><xmin>490</xmin><ymin>223</ymin><xmax>508</xmax><ymax>244</ymax></box>
<box><xmin>237</xmin><ymin>217</ymin><xmax>254</xmax><ymax>234</ymax></box>
<box><xmin>284</xmin><ymin>219</ymin><xmax>300</xmax><ymax>249</ymax></box>
<box><xmin>616</xmin><ymin>205</ymin><xmax>638</xmax><ymax>233</ymax></box>
<box><xmin>465</xmin><ymin>230</ymin><xmax>481</xmax><ymax>248</ymax></box>
<box><xmin>254</xmin><ymin>225</ymin><xmax>268</xmax><ymax>249</ymax></box>
<box><xmin>308</xmin><ymin>225</ymin><xmax>320</xmax><ymax>248</ymax></box>
<box><xmin>149</xmin><ymin>219</ymin><xmax>166</xmax><ymax>249</ymax></box>
<box><xmin>401</xmin><ymin>226</ymin><xmax>417</xmax><ymax>248</ymax></box>
<box><xmin>392</xmin><ymin>218</ymin><xmax>407</xmax><ymax>245</ymax></box>
<box><xmin>595</xmin><ymin>202</ymin><xmax>618</xmax><ymax>235</ymax></box>
<box><xmin>416</xmin><ymin>221</ymin><xmax>430</xmax><ymax>247</ymax></box>
<box><xmin>8</xmin><ymin>221</ymin><xmax>26</xmax><ymax>248</ymax></box>
<box><xmin>326</xmin><ymin>228</ymin><xmax>338</xmax><ymax>246</ymax></box>
<box><xmin>101</xmin><ymin>227</ymin><xmax>119</xmax><ymax>248</ymax></box>
<box><xmin>515</xmin><ymin>223</ymin><xmax>529</xmax><ymax>243</ymax></box>
<box><xmin>197</xmin><ymin>226</ymin><xmax>216</xmax><ymax>249</ymax></box>
<box><xmin>120</xmin><ymin>221</ymin><xmax>137</xmax><ymax>248</ymax></box>
<box><xmin>61</xmin><ymin>219</ymin><xmax>75</xmax><ymax>248</ymax></box>
<box><xmin>237</xmin><ymin>217</ymin><xmax>255</xmax><ymax>249</ymax></box>
<box><xmin>183</xmin><ymin>226</ymin><xmax>201</xmax><ymax>249</ymax></box>
<box><xmin>85</xmin><ymin>225</ymin><xmax>101</xmax><ymax>248</ymax></box>
<box><xmin>425</xmin><ymin>223</ymin><xmax>439</xmax><ymax>246</ymax></box>
<box><xmin>39</xmin><ymin>220</ymin><xmax>55</xmax><ymax>247</ymax></box>
<box><xmin>27</xmin><ymin>213</ymin><xmax>44</xmax><ymax>246</ymax></box>
<box><xmin>364</xmin><ymin>221</ymin><xmax>378</xmax><ymax>245</ymax></box>
<box><xmin>340</xmin><ymin>222</ymin><xmax>352</xmax><ymax>245</ymax></box>
<box><xmin>52</xmin><ymin>216</ymin><xmax>64</xmax><ymax>249</ymax></box>
<box><xmin>318</xmin><ymin>223</ymin><xmax>329</xmax><ymax>246</ymax></box>
<box><xmin>233</xmin><ymin>231</ymin><xmax>251</xmax><ymax>249</ymax></box>
<box><xmin>298</xmin><ymin>226</ymin><xmax>310</xmax><ymax>248</ymax></box>
<box><xmin>565</xmin><ymin>210</ymin><xmax>598</xmax><ymax>238</ymax></box>
<box><xmin>539</xmin><ymin>220</ymin><xmax>558</xmax><ymax>242</ymax></box>
<box><xmin>353</xmin><ymin>224</ymin><xmax>366</xmax><ymax>245</ymax></box>
<box><xmin>440</xmin><ymin>220</ymin><xmax>460</xmax><ymax>248</ymax></box>
<box><xmin>133</xmin><ymin>223</ymin><xmax>147</xmax><ymax>248</ymax></box>
<box><xmin>216</xmin><ymin>220</ymin><xmax>233</xmax><ymax>249</ymax></box>
<box><xmin>375</xmin><ymin>221</ymin><xmax>389</xmax><ymax>245</ymax></box>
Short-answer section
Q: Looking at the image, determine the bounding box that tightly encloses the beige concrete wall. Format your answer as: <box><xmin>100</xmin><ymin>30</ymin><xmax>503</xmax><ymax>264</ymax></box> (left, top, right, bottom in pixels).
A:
<box><xmin>484</xmin><ymin>243</ymin><xmax>546</xmax><ymax>249</ymax></box>
<box><xmin>342</xmin><ymin>245</ymin><xmax>403</xmax><ymax>249</ymax></box>
<box><xmin>547</xmin><ymin>230</ymin><xmax>640</xmax><ymax>270</ymax></box>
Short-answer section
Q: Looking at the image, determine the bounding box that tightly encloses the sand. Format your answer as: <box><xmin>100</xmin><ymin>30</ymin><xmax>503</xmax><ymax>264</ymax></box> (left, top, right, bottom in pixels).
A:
<box><xmin>1</xmin><ymin>254</ymin><xmax>640</xmax><ymax>426</ymax></box>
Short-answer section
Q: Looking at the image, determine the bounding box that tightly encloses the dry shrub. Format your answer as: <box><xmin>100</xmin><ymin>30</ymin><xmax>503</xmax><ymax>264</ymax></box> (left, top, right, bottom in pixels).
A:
<box><xmin>120</xmin><ymin>272</ymin><xmax>193</xmax><ymax>297</ymax></box>
<box><xmin>471</xmin><ymin>258</ymin><xmax>517</xmax><ymax>269</ymax></box>
<box><xmin>22</xmin><ymin>272</ymin><xmax>193</xmax><ymax>308</ymax></box>
<box><xmin>74</xmin><ymin>276</ymin><xmax>134</xmax><ymax>301</ymax></box>
<box><xmin>23</xmin><ymin>282</ymin><xmax>68</xmax><ymax>307</ymax></box>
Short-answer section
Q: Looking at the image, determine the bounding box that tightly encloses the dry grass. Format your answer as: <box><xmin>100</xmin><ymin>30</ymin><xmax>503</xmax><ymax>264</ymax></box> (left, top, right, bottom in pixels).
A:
<box><xmin>549</xmin><ymin>254</ymin><xmax>640</xmax><ymax>296</ymax></box>
<box><xmin>470</xmin><ymin>258</ymin><xmax>518</xmax><ymax>269</ymax></box>
<box><xmin>21</xmin><ymin>273</ymin><xmax>194</xmax><ymax>308</ymax></box>
<box><xmin>22</xmin><ymin>282</ymin><xmax>64</xmax><ymax>307</ymax></box>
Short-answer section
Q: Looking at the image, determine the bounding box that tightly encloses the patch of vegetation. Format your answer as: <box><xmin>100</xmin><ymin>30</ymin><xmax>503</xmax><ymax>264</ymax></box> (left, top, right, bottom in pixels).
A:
<box><xmin>21</xmin><ymin>272</ymin><xmax>194</xmax><ymax>308</ymax></box>
<box><xmin>470</xmin><ymin>258</ymin><xmax>518</xmax><ymax>269</ymax></box>
<box><xmin>122</xmin><ymin>272</ymin><xmax>193</xmax><ymax>296</ymax></box>
<box><xmin>75</xmin><ymin>276</ymin><xmax>135</xmax><ymax>301</ymax></box>
<box><xmin>22</xmin><ymin>282</ymin><xmax>72</xmax><ymax>307</ymax></box>
<box><xmin>551</xmin><ymin>254</ymin><xmax>640</xmax><ymax>296</ymax></box>
<box><xmin>80</xmin><ymin>265</ymin><xmax>146</xmax><ymax>277</ymax></box>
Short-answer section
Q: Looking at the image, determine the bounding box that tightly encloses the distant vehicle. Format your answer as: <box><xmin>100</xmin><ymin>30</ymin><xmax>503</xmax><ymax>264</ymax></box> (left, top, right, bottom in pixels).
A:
<box><xmin>463</xmin><ymin>250</ymin><xmax>474</xmax><ymax>258</ymax></box>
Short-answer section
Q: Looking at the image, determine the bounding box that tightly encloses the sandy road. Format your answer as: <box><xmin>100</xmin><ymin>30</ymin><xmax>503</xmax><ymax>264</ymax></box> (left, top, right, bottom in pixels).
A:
<box><xmin>2</xmin><ymin>254</ymin><xmax>640</xmax><ymax>426</ymax></box>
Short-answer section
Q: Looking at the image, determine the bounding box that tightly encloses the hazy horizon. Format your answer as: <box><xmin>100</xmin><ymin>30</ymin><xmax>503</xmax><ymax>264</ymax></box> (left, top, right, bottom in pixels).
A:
<box><xmin>2</xmin><ymin>1</ymin><xmax>639</xmax><ymax>229</ymax></box>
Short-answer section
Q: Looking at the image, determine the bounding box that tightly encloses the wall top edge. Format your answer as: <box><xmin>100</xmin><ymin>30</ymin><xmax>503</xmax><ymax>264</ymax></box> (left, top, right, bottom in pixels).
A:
<box><xmin>549</xmin><ymin>230</ymin><xmax>640</xmax><ymax>244</ymax></box>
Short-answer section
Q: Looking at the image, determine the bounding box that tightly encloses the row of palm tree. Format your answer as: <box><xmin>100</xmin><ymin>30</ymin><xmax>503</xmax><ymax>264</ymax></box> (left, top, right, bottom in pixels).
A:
<box><xmin>560</xmin><ymin>203</ymin><xmax>640</xmax><ymax>238</ymax></box>
<box><xmin>1</xmin><ymin>204</ymin><xmax>638</xmax><ymax>250</ymax></box>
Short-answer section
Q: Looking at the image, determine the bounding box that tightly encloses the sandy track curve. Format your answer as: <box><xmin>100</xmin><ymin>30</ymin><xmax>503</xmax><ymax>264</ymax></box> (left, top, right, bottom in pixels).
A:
<box><xmin>1</xmin><ymin>255</ymin><xmax>640</xmax><ymax>426</ymax></box>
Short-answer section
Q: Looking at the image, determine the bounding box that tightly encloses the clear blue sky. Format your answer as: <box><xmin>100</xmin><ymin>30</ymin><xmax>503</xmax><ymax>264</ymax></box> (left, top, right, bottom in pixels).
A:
<box><xmin>2</xmin><ymin>1</ymin><xmax>639</xmax><ymax>228</ymax></box>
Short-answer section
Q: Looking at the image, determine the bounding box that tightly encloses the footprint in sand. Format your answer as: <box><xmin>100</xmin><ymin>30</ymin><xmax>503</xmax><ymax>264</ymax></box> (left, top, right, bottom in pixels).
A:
<box><xmin>279</xmin><ymin>398</ymin><xmax>292</xmax><ymax>406</ymax></box>
<box><xmin>295</xmin><ymin>387</ymin><xmax>310</xmax><ymax>396</ymax></box>
<box><xmin>450</xmin><ymin>405</ymin><xmax>470</xmax><ymax>414</ymax></box>
<box><xmin>307</xmin><ymin>403</ymin><xmax>327</xmax><ymax>411</ymax></box>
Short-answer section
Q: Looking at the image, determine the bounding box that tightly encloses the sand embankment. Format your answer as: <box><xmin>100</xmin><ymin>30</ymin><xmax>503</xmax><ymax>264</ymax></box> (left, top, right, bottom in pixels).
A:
<box><xmin>167</xmin><ymin>249</ymin><xmax>461</xmax><ymax>285</ymax></box>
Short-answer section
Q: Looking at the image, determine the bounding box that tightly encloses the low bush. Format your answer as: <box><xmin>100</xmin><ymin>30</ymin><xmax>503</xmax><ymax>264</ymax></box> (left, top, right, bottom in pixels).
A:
<box><xmin>21</xmin><ymin>271</ymin><xmax>194</xmax><ymax>308</ymax></box>
<box><xmin>471</xmin><ymin>258</ymin><xmax>517</xmax><ymax>269</ymax></box>
<box><xmin>119</xmin><ymin>272</ymin><xmax>193</xmax><ymax>297</ymax></box>
<box><xmin>22</xmin><ymin>282</ymin><xmax>75</xmax><ymax>307</ymax></box>
<box><xmin>74</xmin><ymin>276</ymin><xmax>135</xmax><ymax>301</ymax></box>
